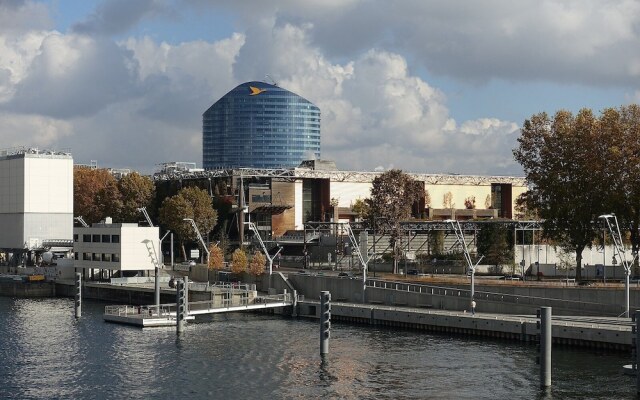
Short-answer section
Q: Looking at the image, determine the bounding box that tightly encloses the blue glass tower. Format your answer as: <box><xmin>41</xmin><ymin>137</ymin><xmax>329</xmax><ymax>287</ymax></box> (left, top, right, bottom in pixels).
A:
<box><xmin>203</xmin><ymin>81</ymin><xmax>321</xmax><ymax>169</ymax></box>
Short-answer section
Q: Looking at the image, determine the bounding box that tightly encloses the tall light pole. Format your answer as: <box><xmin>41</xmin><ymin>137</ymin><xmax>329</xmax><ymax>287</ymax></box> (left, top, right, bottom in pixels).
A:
<box><xmin>160</xmin><ymin>230</ymin><xmax>171</xmax><ymax>266</ymax></box>
<box><xmin>183</xmin><ymin>218</ymin><xmax>210</xmax><ymax>266</ymax></box>
<box><xmin>445</xmin><ymin>219</ymin><xmax>484</xmax><ymax>308</ymax></box>
<box><xmin>599</xmin><ymin>214</ymin><xmax>638</xmax><ymax>318</ymax></box>
<box><xmin>245</xmin><ymin>222</ymin><xmax>282</xmax><ymax>275</ymax></box>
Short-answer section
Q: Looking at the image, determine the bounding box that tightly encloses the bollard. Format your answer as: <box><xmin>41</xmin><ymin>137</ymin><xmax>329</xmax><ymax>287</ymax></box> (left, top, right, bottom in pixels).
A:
<box><xmin>633</xmin><ymin>310</ymin><xmax>640</xmax><ymax>395</ymax></box>
<box><xmin>74</xmin><ymin>272</ymin><xmax>82</xmax><ymax>318</ymax></box>
<box><xmin>176</xmin><ymin>278</ymin><xmax>186</xmax><ymax>334</ymax></box>
<box><xmin>538</xmin><ymin>306</ymin><xmax>552</xmax><ymax>388</ymax></box>
<box><xmin>154</xmin><ymin>266</ymin><xmax>160</xmax><ymax>315</ymax></box>
<box><xmin>320</xmin><ymin>291</ymin><xmax>331</xmax><ymax>355</ymax></box>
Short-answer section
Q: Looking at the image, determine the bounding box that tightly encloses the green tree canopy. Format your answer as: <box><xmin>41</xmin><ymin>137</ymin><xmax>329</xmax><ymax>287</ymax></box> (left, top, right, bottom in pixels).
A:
<box><xmin>477</xmin><ymin>223</ymin><xmax>513</xmax><ymax>269</ymax></box>
<box><xmin>513</xmin><ymin>109</ymin><xmax>608</xmax><ymax>280</ymax></box>
<box><xmin>117</xmin><ymin>172</ymin><xmax>155</xmax><ymax>223</ymax></box>
<box><xmin>367</xmin><ymin>169</ymin><xmax>423</xmax><ymax>273</ymax></box>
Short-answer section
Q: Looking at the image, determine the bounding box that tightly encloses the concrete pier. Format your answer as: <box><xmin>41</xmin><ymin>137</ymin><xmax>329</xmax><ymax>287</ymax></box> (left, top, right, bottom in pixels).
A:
<box><xmin>297</xmin><ymin>300</ymin><xmax>632</xmax><ymax>351</ymax></box>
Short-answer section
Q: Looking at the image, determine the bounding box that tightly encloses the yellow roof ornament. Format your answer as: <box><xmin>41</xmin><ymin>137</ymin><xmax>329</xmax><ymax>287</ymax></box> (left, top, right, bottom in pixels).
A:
<box><xmin>249</xmin><ymin>86</ymin><xmax>266</xmax><ymax>96</ymax></box>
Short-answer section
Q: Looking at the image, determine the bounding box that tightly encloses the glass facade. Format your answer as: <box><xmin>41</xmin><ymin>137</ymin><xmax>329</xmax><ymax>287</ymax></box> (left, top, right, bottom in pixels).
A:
<box><xmin>203</xmin><ymin>81</ymin><xmax>321</xmax><ymax>169</ymax></box>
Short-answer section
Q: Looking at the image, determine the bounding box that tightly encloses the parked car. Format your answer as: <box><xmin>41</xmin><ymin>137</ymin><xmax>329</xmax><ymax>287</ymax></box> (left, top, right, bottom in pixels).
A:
<box><xmin>407</xmin><ymin>269</ymin><xmax>419</xmax><ymax>276</ymax></box>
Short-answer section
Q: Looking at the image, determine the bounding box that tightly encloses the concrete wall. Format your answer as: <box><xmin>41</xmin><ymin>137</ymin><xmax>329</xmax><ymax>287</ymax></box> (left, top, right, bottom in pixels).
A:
<box><xmin>0</xmin><ymin>281</ymin><xmax>55</xmax><ymax>297</ymax></box>
<box><xmin>286</xmin><ymin>275</ymin><xmax>634</xmax><ymax>316</ymax></box>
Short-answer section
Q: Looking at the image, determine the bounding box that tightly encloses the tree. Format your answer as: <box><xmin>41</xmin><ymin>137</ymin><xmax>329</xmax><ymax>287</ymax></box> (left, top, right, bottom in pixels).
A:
<box><xmin>367</xmin><ymin>169</ymin><xmax>423</xmax><ymax>273</ymax></box>
<box><xmin>231</xmin><ymin>248</ymin><xmax>248</xmax><ymax>274</ymax></box>
<box><xmin>74</xmin><ymin>167</ymin><xmax>122</xmax><ymax>224</ymax></box>
<box><xmin>464</xmin><ymin>196</ymin><xmax>476</xmax><ymax>210</ymax></box>
<box><xmin>513</xmin><ymin>109</ymin><xmax>607</xmax><ymax>281</ymax></box>
<box><xmin>158</xmin><ymin>187</ymin><xmax>218</xmax><ymax>261</ymax></box>
<box><xmin>442</xmin><ymin>192</ymin><xmax>454</xmax><ymax>209</ymax></box>
<box><xmin>208</xmin><ymin>244</ymin><xmax>225</xmax><ymax>281</ymax></box>
<box><xmin>351</xmin><ymin>198</ymin><xmax>370</xmax><ymax>221</ymax></box>
<box><xmin>477</xmin><ymin>223</ymin><xmax>513</xmax><ymax>273</ymax></box>
<box><xmin>607</xmin><ymin>105</ymin><xmax>640</xmax><ymax>271</ymax></box>
<box><xmin>248</xmin><ymin>250</ymin><xmax>266</xmax><ymax>279</ymax></box>
<box><xmin>158</xmin><ymin>195</ymin><xmax>193</xmax><ymax>260</ymax></box>
<box><xmin>117</xmin><ymin>172</ymin><xmax>155</xmax><ymax>223</ymax></box>
<box><xmin>180</xmin><ymin>187</ymin><xmax>218</xmax><ymax>237</ymax></box>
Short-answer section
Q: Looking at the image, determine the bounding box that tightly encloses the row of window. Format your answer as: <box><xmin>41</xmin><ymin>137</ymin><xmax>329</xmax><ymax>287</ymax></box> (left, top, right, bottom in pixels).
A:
<box><xmin>73</xmin><ymin>234</ymin><xmax>120</xmax><ymax>243</ymax></box>
<box><xmin>75</xmin><ymin>253</ymin><xmax>120</xmax><ymax>262</ymax></box>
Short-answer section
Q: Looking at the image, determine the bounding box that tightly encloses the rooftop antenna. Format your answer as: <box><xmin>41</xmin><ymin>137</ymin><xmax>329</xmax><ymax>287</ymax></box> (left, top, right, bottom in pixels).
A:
<box><xmin>265</xmin><ymin>74</ymin><xmax>278</xmax><ymax>86</ymax></box>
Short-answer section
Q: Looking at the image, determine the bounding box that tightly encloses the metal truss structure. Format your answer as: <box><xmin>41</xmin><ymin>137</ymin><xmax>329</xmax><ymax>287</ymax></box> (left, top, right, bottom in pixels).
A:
<box><xmin>152</xmin><ymin>166</ymin><xmax>526</xmax><ymax>186</ymax></box>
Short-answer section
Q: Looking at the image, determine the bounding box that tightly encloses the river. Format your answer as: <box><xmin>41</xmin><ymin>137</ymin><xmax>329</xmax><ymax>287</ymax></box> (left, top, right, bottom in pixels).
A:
<box><xmin>0</xmin><ymin>297</ymin><xmax>635</xmax><ymax>399</ymax></box>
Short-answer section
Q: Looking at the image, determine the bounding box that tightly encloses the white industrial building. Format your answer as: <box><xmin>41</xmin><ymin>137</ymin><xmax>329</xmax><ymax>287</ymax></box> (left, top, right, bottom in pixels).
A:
<box><xmin>0</xmin><ymin>148</ymin><xmax>73</xmax><ymax>251</ymax></box>
<box><xmin>73</xmin><ymin>218</ymin><xmax>160</xmax><ymax>278</ymax></box>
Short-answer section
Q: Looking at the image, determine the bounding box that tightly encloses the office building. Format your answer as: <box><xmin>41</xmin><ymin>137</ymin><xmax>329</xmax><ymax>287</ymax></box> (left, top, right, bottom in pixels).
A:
<box><xmin>203</xmin><ymin>81</ymin><xmax>321</xmax><ymax>169</ymax></box>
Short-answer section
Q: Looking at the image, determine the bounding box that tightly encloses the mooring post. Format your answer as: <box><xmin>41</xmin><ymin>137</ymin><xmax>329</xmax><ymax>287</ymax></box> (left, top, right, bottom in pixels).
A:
<box><xmin>176</xmin><ymin>278</ymin><xmax>186</xmax><ymax>334</ymax></box>
<box><xmin>74</xmin><ymin>272</ymin><xmax>82</xmax><ymax>318</ymax></box>
<box><xmin>633</xmin><ymin>310</ymin><xmax>640</xmax><ymax>395</ymax></box>
<box><xmin>320</xmin><ymin>291</ymin><xmax>331</xmax><ymax>355</ymax></box>
<box><xmin>538</xmin><ymin>306</ymin><xmax>552</xmax><ymax>388</ymax></box>
<box><xmin>154</xmin><ymin>266</ymin><xmax>160</xmax><ymax>315</ymax></box>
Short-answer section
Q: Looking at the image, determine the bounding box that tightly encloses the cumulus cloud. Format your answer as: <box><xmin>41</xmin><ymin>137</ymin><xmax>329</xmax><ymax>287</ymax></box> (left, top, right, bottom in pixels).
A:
<box><xmin>247</xmin><ymin>0</ymin><xmax>640</xmax><ymax>86</ymax></box>
<box><xmin>0</xmin><ymin>0</ymin><xmax>537</xmax><ymax>175</ymax></box>
<box><xmin>0</xmin><ymin>112</ymin><xmax>73</xmax><ymax>147</ymax></box>
<box><xmin>0</xmin><ymin>0</ymin><xmax>52</xmax><ymax>34</ymax></box>
<box><xmin>72</xmin><ymin>0</ymin><xmax>168</xmax><ymax>36</ymax></box>
<box><xmin>6</xmin><ymin>33</ymin><xmax>139</xmax><ymax>118</ymax></box>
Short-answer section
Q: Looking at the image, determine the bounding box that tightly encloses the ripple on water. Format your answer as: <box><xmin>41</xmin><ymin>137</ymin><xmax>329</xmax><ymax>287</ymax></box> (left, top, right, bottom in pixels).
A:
<box><xmin>0</xmin><ymin>298</ymin><xmax>635</xmax><ymax>400</ymax></box>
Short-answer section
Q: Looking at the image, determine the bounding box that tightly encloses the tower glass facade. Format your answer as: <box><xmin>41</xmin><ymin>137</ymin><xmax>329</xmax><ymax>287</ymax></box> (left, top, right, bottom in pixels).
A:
<box><xmin>203</xmin><ymin>81</ymin><xmax>321</xmax><ymax>169</ymax></box>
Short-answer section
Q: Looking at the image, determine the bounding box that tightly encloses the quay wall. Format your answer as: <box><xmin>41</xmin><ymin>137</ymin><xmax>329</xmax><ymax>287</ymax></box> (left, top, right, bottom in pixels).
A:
<box><xmin>297</xmin><ymin>301</ymin><xmax>631</xmax><ymax>350</ymax></box>
<box><xmin>0</xmin><ymin>281</ymin><xmax>54</xmax><ymax>297</ymax></box>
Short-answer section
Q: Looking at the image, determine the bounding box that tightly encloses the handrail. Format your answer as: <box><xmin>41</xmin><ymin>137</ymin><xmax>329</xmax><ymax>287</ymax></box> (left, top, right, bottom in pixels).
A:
<box><xmin>365</xmin><ymin>278</ymin><xmax>623</xmax><ymax>315</ymax></box>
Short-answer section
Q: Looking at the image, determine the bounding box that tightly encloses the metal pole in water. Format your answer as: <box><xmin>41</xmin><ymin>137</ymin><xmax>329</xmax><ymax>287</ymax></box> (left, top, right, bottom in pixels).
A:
<box><xmin>74</xmin><ymin>272</ymin><xmax>82</xmax><ymax>318</ymax></box>
<box><xmin>320</xmin><ymin>291</ymin><xmax>331</xmax><ymax>355</ymax></box>
<box><xmin>636</xmin><ymin>310</ymin><xmax>640</xmax><ymax>394</ymax></box>
<box><xmin>154</xmin><ymin>266</ymin><xmax>160</xmax><ymax>314</ymax></box>
<box><xmin>539</xmin><ymin>306</ymin><xmax>552</xmax><ymax>388</ymax></box>
<box><xmin>176</xmin><ymin>278</ymin><xmax>186</xmax><ymax>334</ymax></box>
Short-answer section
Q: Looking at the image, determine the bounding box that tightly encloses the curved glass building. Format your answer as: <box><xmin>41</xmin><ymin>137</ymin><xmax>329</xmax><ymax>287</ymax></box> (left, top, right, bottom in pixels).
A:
<box><xmin>203</xmin><ymin>81</ymin><xmax>321</xmax><ymax>169</ymax></box>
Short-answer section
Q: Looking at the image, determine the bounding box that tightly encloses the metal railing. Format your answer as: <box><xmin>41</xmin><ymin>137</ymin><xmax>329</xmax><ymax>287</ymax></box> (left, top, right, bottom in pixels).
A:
<box><xmin>366</xmin><ymin>279</ymin><xmax>623</xmax><ymax>315</ymax></box>
<box><xmin>104</xmin><ymin>304</ymin><xmax>177</xmax><ymax>319</ymax></box>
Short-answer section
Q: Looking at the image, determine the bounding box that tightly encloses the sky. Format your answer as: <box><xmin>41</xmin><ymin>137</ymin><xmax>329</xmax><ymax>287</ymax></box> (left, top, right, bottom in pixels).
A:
<box><xmin>1</xmin><ymin>0</ymin><xmax>639</xmax><ymax>176</ymax></box>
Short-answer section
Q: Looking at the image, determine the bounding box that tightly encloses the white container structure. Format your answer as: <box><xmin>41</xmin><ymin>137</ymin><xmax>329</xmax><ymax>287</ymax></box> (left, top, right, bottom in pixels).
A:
<box><xmin>0</xmin><ymin>148</ymin><xmax>73</xmax><ymax>251</ymax></box>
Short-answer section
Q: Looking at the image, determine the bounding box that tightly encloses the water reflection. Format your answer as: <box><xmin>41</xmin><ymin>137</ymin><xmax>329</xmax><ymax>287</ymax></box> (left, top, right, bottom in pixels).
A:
<box><xmin>0</xmin><ymin>297</ymin><xmax>635</xmax><ymax>399</ymax></box>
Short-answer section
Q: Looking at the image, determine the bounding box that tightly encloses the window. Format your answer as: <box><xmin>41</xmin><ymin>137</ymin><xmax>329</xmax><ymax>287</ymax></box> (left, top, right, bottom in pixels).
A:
<box><xmin>74</xmin><ymin>253</ymin><xmax>79</xmax><ymax>260</ymax></box>
<box><xmin>111</xmin><ymin>235</ymin><xmax>120</xmax><ymax>243</ymax></box>
<box><xmin>112</xmin><ymin>253</ymin><xmax>120</xmax><ymax>262</ymax></box>
<box><xmin>102</xmin><ymin>254</ymin><xmax>111</xmax><ymax>262</ymax></box>
<box><xmin>83</xmin><ymin>234</ymin><xmax>91</xmax><ymax>243</ymax></box>
<box><xmin>92</xmin><ymin>234</ymin><xmax>100</xmax><ymax>243</ymax></box>
<box><xmin>102</xmin><ymin>234</ymin><xmax>111</xmax><ymax>243</ymax></box>
<box><xmin>83</xmin><ymin>253</ymin><xmax>91</xmax><ymax>261</ymax></box>
<box><xmin>73</xmin><ymin>234</ymin><xmax>78</xmax><ymax>242</ymax></box>
<box><xmin>93</xmin><ymin>253</ymin><xmax>100</xmax><ymax>261</ymax></box>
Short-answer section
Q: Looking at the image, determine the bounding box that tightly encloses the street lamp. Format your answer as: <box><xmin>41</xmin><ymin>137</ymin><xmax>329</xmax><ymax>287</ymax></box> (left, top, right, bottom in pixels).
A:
<box><xmin>444</xmin><ymin>219</ymin><xmax>484</xmax><ymax>309</ymax></box>
<box><xmin>245</xmin><ymin>222</ymin><xmax>282</xmax><ymax>275</ymax></box>
<box><xmin>160</xmin><ymin>230</ymin><xmax>171</xmax><ymax>267</ymax></box>
<box><xmin>598</xmin><ymin>214</ymin><xmax>635</xmax><ymax>318</ymax></box>
<box><xmin>183</xmin><ymin>218</ymin><xmax>210</xmax><ymax>266</ymax></box>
